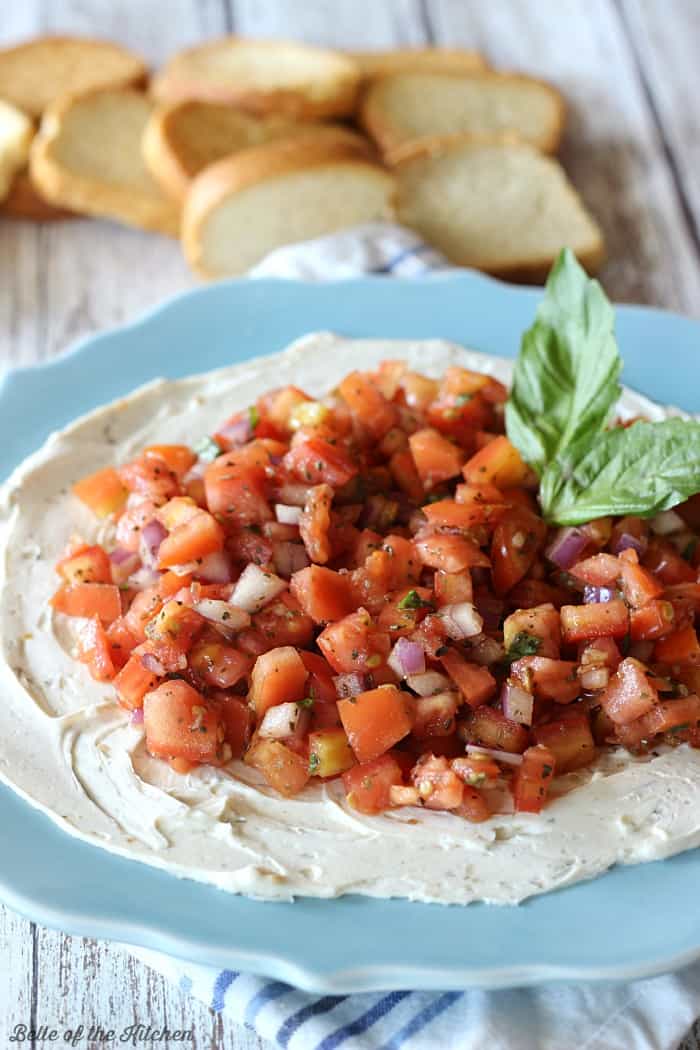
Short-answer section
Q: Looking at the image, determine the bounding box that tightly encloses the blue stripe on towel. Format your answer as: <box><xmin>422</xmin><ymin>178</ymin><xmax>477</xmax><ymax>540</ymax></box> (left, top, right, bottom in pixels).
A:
<box><xmin>382</xmin><ymin>991</ymin><xmax>463</xmax><ymax>1048</ymax></box>
<box><xmin>211</xmin><ymin>969</ymin><xmax>239</xmax><ymax>1012</ymax></box>
<box><xmin>276</xmin><ymin>994</ymin><xmax>347</xmax><ymax>1047</ymax></box>
<box><xmin>317</xmin><ymin>991</ymin><xmax>412</xmax><ymax>1050</ymax></box>
<box><xmin>244</xmin><ymin>980</ymin><xmax>290</xmax><ymax>1028</ymax></box>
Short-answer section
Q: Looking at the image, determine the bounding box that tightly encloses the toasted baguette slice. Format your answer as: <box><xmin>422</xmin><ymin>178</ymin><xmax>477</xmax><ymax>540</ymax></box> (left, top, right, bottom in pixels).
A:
<box><xmin>143</xmin><ymin>100</ymin><xmax>362</xmax><ymax>201</ymax></box>
<box><xmin>30</xmin><ymin>88</ymin><xmax>180</xmax><ymax>235</ymax></box>
<box><xmin>0</xmin><ymin>99</ymin><xmax>34</xmax><ymax>201</ymax></box>
<box><xmin>0</xmin><ymin>36</ymin><xmax>146</xmax><ymax>117</ymax></box>
<box><xmin>0</xmin><ymin>170</ymin><xmax>74</xmax><ymax>220</ymax></box>
<box><xmin>351</xmin><ymin>47</ymin><xmax>487</xmax><ymax>81</ymax></box>
<box><xmin>151</xmin><ymin>37</ymin><xmax>360</xmax><ymax>120</ymax></box>
<box><xmin>182</xmin><ymin>136</ymin><xmax>395</xmax><ymax>278</ymax></box>
<box><xmin>361</xmin><ymin>71</ymin><xmax>565</xmax><ymax>161</ymax></box>
<box><xmin>396</xmin><ymin>139</ymin><xmax>604</xmax><ymax>281</ymax></box>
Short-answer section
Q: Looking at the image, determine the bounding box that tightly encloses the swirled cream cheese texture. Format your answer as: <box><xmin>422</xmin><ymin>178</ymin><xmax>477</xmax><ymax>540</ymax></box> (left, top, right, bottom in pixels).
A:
<box><xmin>1</xmin><ymin>333</ymin><xmax>700</xmax><ymax>904</ymax></box>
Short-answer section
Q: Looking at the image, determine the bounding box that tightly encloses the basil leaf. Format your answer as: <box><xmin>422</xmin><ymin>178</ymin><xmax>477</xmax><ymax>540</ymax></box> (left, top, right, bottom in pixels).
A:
<box><xmin>505</xmin><ymin>249</ymin><xmax>622</xmax><ymax>477</ymax></box>
<box><xmin>542</xmin><ymin>418</ymin><xmax>700</xmax><ymax>525</ymax></box>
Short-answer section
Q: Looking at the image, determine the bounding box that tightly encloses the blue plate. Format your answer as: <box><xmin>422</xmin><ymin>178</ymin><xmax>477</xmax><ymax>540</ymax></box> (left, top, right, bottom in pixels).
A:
<box><xmin>2</xmin><ymin>273</ymin><xmax>700</xmax><ymax>992</ymax></box>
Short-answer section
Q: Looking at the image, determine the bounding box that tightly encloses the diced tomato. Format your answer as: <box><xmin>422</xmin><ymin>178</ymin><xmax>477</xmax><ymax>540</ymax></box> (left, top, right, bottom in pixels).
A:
<box><xmin>416</xmin><ymin>533</ymin><xmax>489</xmax><ymax>573</ymax></box>
<box><xmin>189</xmin><ymin>641</ymin><xmax>251</xmax><ymax>688</ymax></box>
<box><xmin>462</xmin><ymin>435</ymin><xmax>530</xmax><ymax>489</ymax></box>
<box><xmin>155</xmin><ymin>496</ymin><xmax>200</xmax><ymax>531</ymax></box>
<box><xmin>283</xmin><ymin>437</ymin><xmax>357</xmax><ymax>487</ymax></box>
<box><xmin>115</xmin><ymin>496</ymin><xmax>164</xmax><ymax>552</ymax></box>
<box><xmin>245</xmin><ymin>738</ymin><xmax>310</xmax><ymax>797</ymax></box>
<box><xmin>399</xmin><ymin>371</ymin><xmax>439</xmax><ymax>412</ymax></box>
<box><xmin>654</xmin><ymin>624</ymin><xmax>700</xmax><ymax>665</ymax></box>
<box><xmin>295</xmin><ymin>651</ymin><xmax>336</xmax><ymax>703</ymax></box>
<box><xmin>512</xmin><ymin>745</ymin><xmax>556</xmax><ymax>813</ymax></box>
<box><xmin>599</xmin><ymin>657</ymin><xmax>659</xmax><ymax>725</ymax></box>
<box><xmin>78</xmin><ymin>615</ymin><xmax>116</xmax><ymax>681</ymax></box>
<box><xmin>389</xmin><ymin>449</ymin><xmax>424</xmax><ymax>501</ymax></box>
<box><xmin>299</xmin><ymin>483</ymin><xmax>333</xmax><ymax>565</ymax></box>
<box><xmin>441</xmin><ymin>649</ymin><xmax>496</xmax><ymax>708</ymax></box>
<box><xmin>409</xmin><ymin>612</ymin><xmax>449</xmax><ymax>658</ymax></box>
<box><xmin>569</xmin><ymin>553</ymin><xmax>620</xmax><ymax>587</ymax></box>
<box><xmin>72</xmin><ymin>466</ymin><xmax>128</xmax><ymax>518</ymax></box>
<box><xmin>338</xmin><ymin>371</ymin><xmax>396</xmax><ymax>440</ymax></box>
<box><xmin>51</xmin><ymin>582</ymin><xmax>122</xmax><ymax>623</ymax></box>
<box><xmin>511</xmin><ymin>656</ymin><xmax>580</xmax><ymax>703</ymax></box>
<box><xmin>412</xmin><ymin>692</ymin><xmax>459</xmax><ymax>738</ymax></box>
<box><xmin>158</xmin><ymin>570</ymin><xmax>194</xmax><ymax>598</ymax></box>
<box><xmin>422</xmin><ymin>498</ymin><xmax>504</xmax><ymax>530</ymax></box>
<box><xmin>508</xmin><ymin>579</ymin><xmax>571</xmax><ymax>610</ymax></box>
<box><xmin>618</xmin><ymin>548</ymin><xmax>664</xmax><ymax>607</ymax></box>
<box><xmin>205</xmin><ymin>463</ymin><xmax>272</xmax><ymax>525</ymax></box>
<box><xmin>533</xmin><ymin>713</ymin><xmax>596</xmax><ymax>773</ymax></box>
<box><xmin>215</xmin><ymin>695</ymin><xmax>251</xmax><ymax>758</ymax></box>
<box><xmin>503</xmin><ymin>603</ymin><xmax>560</xmax><ymax>658</ymax></box>
<box><xmin>410</xmin><ymin>753</ymin><xmax>464</xmax><ymax>810</ymax></box>
<box><xmin>119</xmin><ymin>455</ymin><xmax>179</xmax><ymax>500</ymax></box>
<box><xmin>629</xmin><ymin>600</ymin><xmax>675</xmax><ymax>642</ymax></box>
<box><xmin>560</xmin><ymin>600</ymin><xmax>629</xmax><ymax>644</ymax></box>
<box><xmin>105</xmin><ymin>615</ymin><xmax>139</xmax><ymax>667</ymax></box>
<box><xmin>408</xmin><ymin>428</ymin><xmax>463</xmax><ymax>489</ymax></box>
<box><xmin>456</xmin><ymin>784</ymin><xmax>491</xmax><ymax>822</ymax></box>
<box><xmin>56</xmin><ymin>544</ymin><xmax>112</xmax><ymax>585</ymax></box>
<box><xmin>251</xmin><ymin>593</ymin><xmax>314</xmax><ymax>650</ymax></box>
<box><xmin>290</xmin><ymin>565</ymin><xmax>355</xmax><ymax>623</ymax></box>
<box><xmin>491</xmin><ymin>508</ymin><xmax>547</xmax><ymax>595</ymax></box>
<box><xmin>467</xmin><ymin>705</ymin><xmax>529</xmax><ymax>753</ymax></box>
<box><xmin>256</xmin><ymin>385</ymin><xmax>312</xmax><ymax>437</ymax></box>
<box><xmin>249</xmin><ymin>646</ymin><xmax>308</xmax><ymax>720</ymax></box>
<box><xmin>616</xmin><ymin>695</ymin><xmax>700</xmax><ymax>748</ymax></box>
<box><xmin>308</xmin><ymin>727</ymin><xmax>356</xmax><ymax>777</ymax></box>
<box><xmin>643</xmin><ymin>538</ymin><xmax>696</xmax><ymax>585</ymax></box>
<box><xmin>144</xmin><ymin>600</ymin><xmax>204</xmax><ymax>669</ymax></box>
<box><xmin>144</xmin><ymin>444</ymin><xmax>196</xmax><ymax>478</ymax></box>
<box><xmin>114</xmin><ymin>653</ymin><xmax>160</xmax><ymax>709</ymax></box>
<box><xmin>317</xmin><ymin>608</ymin><xmax>391</xmax><ymax>674</ymax></box>
<box><xmin>377</xmin><ymin>585</ymin><xmax>434</xmax><ymax>636</ymax></box>
<box><xmin>338</xmin><ymin>685</ymin><xmax>414</xmax><ymax>763</ymax></box>
<box><xmin>578</xmin><ymin>637</ymin><xmax>621</xmax><ymax>670</ymax></box>
<box><xmin>124</xmin><ymin>586</ymin><xmax>163</xmax><ymax>642</ymax></box>
<box><xmin>342</xmin><ymin>753</ymin><xmax>404</xmax><ymax>814</ymax></box>
<box><xmin>434</xmin><ymin>570</ymin><xmax>473</xmax><ymax>606</ymax></box>
<box><xmin>157</xmin><ymin>512</ymin><xmax>225</xmax><ymax>569</ymax></box>
<box><xmin>144</xmin><ymin>681</ymin><xmax>224</xmax><ymax>764</ymax></box>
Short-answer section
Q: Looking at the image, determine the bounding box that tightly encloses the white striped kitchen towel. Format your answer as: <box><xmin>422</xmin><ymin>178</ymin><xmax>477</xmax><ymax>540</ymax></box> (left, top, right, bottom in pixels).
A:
<box><xmin>126</xmin><ymin>223</ymin><xmax>700</xmax><ymax>1049</ymax></box>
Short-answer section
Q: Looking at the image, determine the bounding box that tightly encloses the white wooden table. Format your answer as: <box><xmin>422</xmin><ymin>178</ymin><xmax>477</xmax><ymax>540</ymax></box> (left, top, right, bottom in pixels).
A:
<box><xmin>1</xmin><ymin>1</ymin><xmax>700</xmax><ymax>1046</ymax></box>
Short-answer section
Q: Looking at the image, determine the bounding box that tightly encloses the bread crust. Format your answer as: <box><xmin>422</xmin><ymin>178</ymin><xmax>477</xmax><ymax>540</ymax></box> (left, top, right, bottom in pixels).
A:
<box><xmin>0</xmin><ymin>36</ymin><xmax>147</xmax><ymax>117</ymax></box>
<box><xmin>0</xmin><ymin>170</ymin><xmax>74</xmax><ymax>221</ymax></box>
<box><xmin>182</xmin><ymin>135</ymin><xmax>395</xmax><ymax>278</ymax></box>
<box><xmin>30</xmin><ymin>88</ymin><xmax>180</xmax><ymax>236</ymax></box>
<box><xmin>360</xmin><ymin>70</ymin><xmax>566</xmax><ymax>160</ymax></box>
<box><xmin>151</xmin><ymin>37</ymin><xmax>361</xmax><ymax>121</ymax></box>
<box><xmin>350</xmin><ymin>47</ymin><xmax>487</xmax><ymax>81</ymax></box>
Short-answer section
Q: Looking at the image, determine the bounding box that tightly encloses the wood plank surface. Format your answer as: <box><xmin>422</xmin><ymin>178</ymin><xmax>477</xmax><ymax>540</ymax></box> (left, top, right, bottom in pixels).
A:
<box><xmin>0</xmin><ymin>2</ymin><xmax>699</xmax><ymax>1048</ymax></box>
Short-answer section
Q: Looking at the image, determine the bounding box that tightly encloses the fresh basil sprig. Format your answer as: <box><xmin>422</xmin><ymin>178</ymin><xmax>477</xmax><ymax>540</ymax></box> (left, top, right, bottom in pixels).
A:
<box><xmin>506</xmin><ymin>249</ymin><xmax>700</xmax><ymax>525</ymax></box>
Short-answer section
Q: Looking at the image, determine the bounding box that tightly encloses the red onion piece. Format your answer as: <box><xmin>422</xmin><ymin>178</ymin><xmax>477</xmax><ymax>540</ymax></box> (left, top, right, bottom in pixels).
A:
<box><xmin>110</xmin><ymin>546</ymin><xmax>135</xmax><ymax>565</ymax></box>
<box><xmin>218</xmin><ymin>415</ymin><xmax>252</xmax><ymax>448</ymax></box>
<box><xmin>273</xmin><ymin>541</ymin><xmax>310</xmax><ymax>578</ymax></box>
<box><xmin>334</xmin><ymin>672</ymin><xmax>371</xmax><ymax>699</ymax></box>
<box><xmin>130</xmin><ymin>707</ymin><xmax>144</xmax><ymax>725</ymax></box>
<box><xmin>405</xmin><ymin>670</ymin><xmax>451</xmax><ymax>696</ymax></box>
<box><xmin>611</xmin><ymin>531</ymin><xmax>647</xmax><ymax>557</ymax></box>
<box><xmin>580</xmin><ymin>666</ymin><xmax>610</xmax><ymax>691</ymax></box>
<box><xmin>439</xmin><ymin>602</ymin><xmax>483</xmax><ymax>641</ymax></box>
<box><xmin>109</xmin><ymin>548</ymin><xmax>141</xmax><ymax>585</ymax></box>
<box><xmin>230</xmin><ymin>563</ymin><xmax>287</xmax><ymax>613</ymax></box>
<box><xmin>275</xmin><ymin>503</ymin><xmax>303</xmax><ymax>525</ymax></box>
<box><xmin>192</xmin><ymin>599</ymin><xmax>251</xmax><ymax>636</ymax></box>
<box><xmin>272</xmin><ymin>482</ymin><xmax>312</xmax><ymax>507</ymax></box>
<box><xmin>197</xmin><ymin>550</ymin><xmax>233</xmax><ymax>583</ymax></box>
<box><xmin>546</xmin><ymin>527</ymin><xmax>588</xmax><ymax>570</ymax></box>
<box><xmin>583</xmin><ymin>585</ymin><xmax>618</xmax><ymax>604</ymax></box>
<box><xmin>128</xmin><ymin>566</ymin><xmax>161</xmax><ymax>589</ymax></box>
<box><xmin>140</xmin><ymin>519</ymin><xmax>168</xmax><ymax>569</ymax></box>
<box><xmin>182</xmin><ymin>459</ymin><xmax>207</xmax><ymax>484</ymax></box>
<box><xmin>466</xmin><ymin>744</ymin><xmax>524</xmax><ymax>767</ymax></box>
<box><xmin>501</xmin><ymin>681</ymin><xmax>534</xmax><ymax>726</ymax></box>
<box><xmin>388</xmin><ymin>637</ymin><xmax>426</xmax><ymax>678</ymax></box>
<box><xmin>140</xmin><ymin>652</ymin><xmax>166</xmax><ymax>676</ymax></box>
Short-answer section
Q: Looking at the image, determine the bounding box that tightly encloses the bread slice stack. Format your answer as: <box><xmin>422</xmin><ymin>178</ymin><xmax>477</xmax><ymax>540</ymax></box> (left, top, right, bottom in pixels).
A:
<box><xmin>0</xmin><ymin>100</ymin><xmax>33</xmax><ymax>202</ymax></box>
<box><xmin>30</xmin><ymin>88</ymin><xmax>180</xmax><ymax>235</ymax></box>
<box><xmin>182</xmin><ymin>130</ymin><xmax>394</xmax><ymax>278</ymax></box>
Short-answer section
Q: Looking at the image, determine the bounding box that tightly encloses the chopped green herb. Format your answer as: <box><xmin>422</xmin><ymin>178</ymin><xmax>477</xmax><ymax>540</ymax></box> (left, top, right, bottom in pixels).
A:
<box><xmin>248</xmin><ymin>405</ymin><xmax>260</xmax><ymax>429</ymax></box>
<box><xmin>456</xmin><ymin>392</ymin><xmax>473</xmax><ymax>406</ymax></box>
<box><xmin>503</xmin><ymin>631</ymin><xmax>541</xmax><ymax>665</ymax></box>
<box><xmin>297</xmin><ymin>697</ymin><xmax>315</xmax><ymax>709</ymax></box>
<box><xmin>398</xmin><ymin>588</ymin><xmax>434</xmax><ymax>611</ymax></box>
<box><xmin>308</xmin><ymin>752</ymin><xmax>321</xmax><ymax>775</ymax></box>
